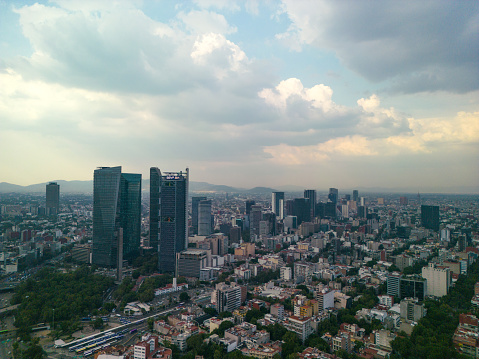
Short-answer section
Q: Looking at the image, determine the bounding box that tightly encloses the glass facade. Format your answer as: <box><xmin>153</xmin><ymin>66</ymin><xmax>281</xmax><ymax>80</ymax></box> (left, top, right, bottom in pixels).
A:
<box><xmin>92</xmin><ymin>166</ymin><xmax>141</xmax><ymax>267</ymax></box>
<box><xmin>151</xmin><ymin>168</ymin><xmax>189</xmax><ymax>274</ymax></box>
<box><xmin>46</xmin><ymin>182</ymin><xmax>60</xmax><ymax>216</ymax></box>
<box><xmin>120</xmin><ymin>173</ymin><xmax>141</xmax><ymax>260</ymax></box>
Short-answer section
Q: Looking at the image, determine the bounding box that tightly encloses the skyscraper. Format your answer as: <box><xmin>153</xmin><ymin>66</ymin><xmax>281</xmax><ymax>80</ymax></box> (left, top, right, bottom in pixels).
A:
<box><xmin>92</xmin><ymin>167</ymin><xmax>141</xmax><ymax>267</ymax></box>
<box><xmin>328</xmin><ymin>188</ymin><xmax>339</xmax><ymax>204</ymax></box>
<box><xmin>352</xmin><ymin>190</ymin><xmax>359</xmax><ymax>203</ymax></box>
<box><xmin>304</xmin><ymin>190</ymin><xmax>316</xmax><ymax>218</ymax></box>
<box><xmin>198</xmin><ymin>199</ymin><xmax>212</xmax><ymax>236</ymax></box>
<box><xmin>120</xmin><ymin>173</ymin><xmax>142</xmax><ymax>260</ymax></box>
<box><xmin>421</xmin><ymin>205</ymin><xmax>440</xmax><ymax>231</ymax></box>
<box><xmin>191</xmin><ymin>196</ymin><xmax>207</xmax><ymax>235</ymax></box>
<box><xmin>292</xmin><ymin>198</ymin><xmax>311</xmax><ymax>225</ymax></box>
<box><xmin>272</xmin><ymin>191</ymin><xmax>285</xmax><ymax>218</ymax></box>
<box><xmin>46</xmin><ymin>182</ymin><xmax>60</xmax><ymax>216</ymax></box>
<box><xmin>150</xmin><ymin>168</ymin><xmax>189</xmax><ymax>274</ymax></box>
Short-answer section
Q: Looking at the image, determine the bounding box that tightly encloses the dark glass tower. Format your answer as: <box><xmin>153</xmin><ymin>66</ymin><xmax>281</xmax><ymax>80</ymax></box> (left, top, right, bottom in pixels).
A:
<box><xmin>151</xmin><ymin>168</ymin><xmax>189</xmax><ymax>274</ymax></box>
<box><xmin>120</xmin><ymin>173</ymin><xmax>141</xmax><ymax>260</ymax></box>
<box><xmin>292</xmin><ymin>198</ymin><xmax>311</xmax><ymax>225</ymax></box>
<box><xmin>304</xmin><ymin>189</ymin><xmax>316</xmax><ymax>218</ymax></box>
<box><xmin>191</xmin><ymin>196</ymin><xmax>207</xmax><ymax>235</ymax></box>
<box><xmin>328</xmin><ymin>188</ymin><xmax>339</xmax><ymax>204</ymax></box>
<box><xmin>92</xmin><ymin>167</ymin><xmax>141</xmax><ymax>267</ymax></box>
<box><xmin>93</xmin><ymin>167</ymin><xmax>122</xmax><ymax>267</ymax></box>
<box><xmin>421</xmin><ymin>205</ymin><xmax>439</xmax><ymax>232</ymax></box>
<box><xmin>271</xmin><ymin>192</ymin><xmax>284</xmax><ymax>218</ymax></box>
<box><xmin>46</xmin><ymin>182</ymin><xmax>60</xmax><ymax>216</ymax></box>
<box><xmin>150</xmin><ymin>168</ymin><xmax>161</xmax><ymax>251</ymax></box>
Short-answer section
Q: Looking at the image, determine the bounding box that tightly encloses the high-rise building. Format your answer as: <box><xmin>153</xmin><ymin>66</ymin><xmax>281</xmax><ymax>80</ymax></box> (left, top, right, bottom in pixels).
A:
<box><xmin>422</xmin><ymin>263</ymin><xmax>450</xmax><ymax>297</ymax></box>
<box><xmin>352</xmin><ymin>190</ymin><xmax>359</xmax><ymax>203</ymax></box>
<box><xmin>191</xmin><ymin>196</ymin><xmax>207</xmax><ymax>235</ymax></box>
<box><xmin>328</xmin><ymin>188</ymin><xmax>339</xmax><ymax>204</ymax></box>
<box><xmin>399</xmin><ymin>196</ymin><xmax>408</xmax><ymax>206</ymax></box>
<box><xmin>120</xmin><ymin>173</ymin><xmax>142</xmax><ymax>260</ymax></box>
<box><xmin>245</xmin><ymin>200</ymin><xmax>256</xmax><ymax>216</ymax></box>
<box><xmin>272</xmin><ymin>192</ymin><xmax>285</xmax><ymax>218</ymax></box>
<box><xmin>150</xmin><ymin>168</ymin><xmax>189</xmax><ymax>274</ymax></box>
<box><xmin>92</xmin><ymin>166</ymin><xmax>141</xmax><ymax>267</ymax></box>
<box><xmin>304</xmin><ymin>190</ymin><xmax>316</xmax><ymax>218</ymax></box>
<box><xmin>421</xmin><ymin>205</ymin><xmax>440</xmax><ymax>231</ymax></box>
<box><xmin>46</xmin><ymin>182</ymin><xmax>60</xmax><ymax>216</ymax></box>
<box><xmin>293</xmin><ymin>198</ymin><xmax>311</xmax><ymax>225</ymax></box>
<box><xmin>198</xmin><ymin>199</ymin><xmax>212</xmax><ymax>236</ymax></box>
<box><xmin>250</xmin><ymin>205</ymin><xmax>262</xmax><ymax>236</ymax></box>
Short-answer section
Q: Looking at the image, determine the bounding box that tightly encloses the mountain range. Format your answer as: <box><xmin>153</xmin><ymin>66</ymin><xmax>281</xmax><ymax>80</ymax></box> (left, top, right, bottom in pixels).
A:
<box><xmin>0</xmin><ymin>180</ymin><xmax>477</xmax><ymax>195</ymax></box>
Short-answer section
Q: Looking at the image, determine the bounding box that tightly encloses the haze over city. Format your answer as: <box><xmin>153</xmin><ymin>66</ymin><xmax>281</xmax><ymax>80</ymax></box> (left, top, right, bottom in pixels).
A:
<box><xmin>0</xmin><ymin>1</ymin><xmax>478</xmax><ymax>192</ymax></box>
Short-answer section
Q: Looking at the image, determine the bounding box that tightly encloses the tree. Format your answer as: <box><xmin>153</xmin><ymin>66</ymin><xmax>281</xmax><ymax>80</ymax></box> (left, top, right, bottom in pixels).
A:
<box><xmin>93</xmin><ymin>317</ymin><xmax>104</xmax><ymax>329</ymax></box>
<box><xmin>180</xmin><ymin>291</ymin><xmax>190</xmax><ymax>302</ymax></box>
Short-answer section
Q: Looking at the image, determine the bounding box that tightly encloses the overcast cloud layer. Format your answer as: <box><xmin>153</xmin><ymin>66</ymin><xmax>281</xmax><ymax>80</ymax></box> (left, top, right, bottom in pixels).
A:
<box><xmin>0</xmin><ymin>0</ymin><xmax>478</xmax><ymax>192</ymax></box>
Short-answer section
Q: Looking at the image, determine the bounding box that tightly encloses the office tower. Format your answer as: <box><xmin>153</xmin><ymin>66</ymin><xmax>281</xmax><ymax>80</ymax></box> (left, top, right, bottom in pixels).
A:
<box><xmin>285</xmin><ymin>199</ymin><xmax>294</xmax><ymax>216</ymax></box>
<box><xmin>215</xmin><ymin>283</ymin><xmax>242</xmax><ymax>313</ymax></box>
<box><xmin>387</xmin><ymin>274</ymin><xmax>401</xmax><ymax>297</ymax></box>
<box><xmin>245</xmin><ymin>200</ymin><xmax>255</xmax><ymax>216</ymax></box>
<box><xmin>357</xmin><ymin>206</ymin><xmax>366</xmax><ymax>218</ymax></box>
<box><xmin>46</xmin><ymin>182</ymin><xmax>60</xmax><ymax>216</ymax></box>
<box><xmin>399</xmin><ymin>196</ymin><xmax>408</xmax><ymax>206</ymax></box>
<box><xmin>292</xmin><ymin>198</ymin><xmax>311</xmax><ymax>225</ymax></box>
<box><xmin>230</xmin><ymin>226</ymin><xmax>241</xmax><ymax>244</ymax></box>
<box><xmin>198</xmin><ymin>199</ymin><xmax>212</xmax><ymax>236</ymax></box>
<box><xmin>324</xmin><ymin>202</ymin><xmax>337</xmax><ymax>218</ymax></box>
<box><xmin>272</xmin><ymin>191</ymin><xmax>285</xmax><ymax>218</ymax></box>
<box><xmin>400</xmin><ymin>276</ymin><xmax>426</xmax><ymax>300</ymax></box>
<box><xmin>150</xmin><ymin>168</ymin><xmax>189</xmax><ymax>274</ymax></box>
<box><xmin>421</xmin><ymin>205</ymin><xmax>439</xmax><ymax>232</ymax></box>
<box><xmin>328</xmin><ymin>188</ymin><xmax>338</xmax><ymax>204</ymax></box>
<box><xmin>176</xmin><ymin>249</ymin><xmax>208</xmax><ymax>278</ymax></box>
<box><xmin>120</xmin><ymin>173</ymin><xmax>142</xmax><ymax>259</ymax></box>
<box><xmin>92</xmin><ymin>166</ymin><xmax>141</xmax><ymax>267</ymax></box>
<box><xmin>149</xmin><ymin>168</ymin><xmax>161</xmax><ymax>251</ymax></box>
<box><xmin>352</xmin><ymin>190</ymin><xmax>359</xmax><ymax>203</ymax></box>
<box><xmin>304</xmin><ymin>190</ymin><xmax>316</xmax><ymax>218</ymax></box>
<box><xmin>360</xmin><ymin>197</ymin><xmax>366</xmax><ymax>206</ymax></box>
<box><xmin>250</xmin><ymin>205</ymin><xmax>262</xmax><ymax>236</ymax></box>
<box><xmin>191</xmin><ymin>196</ymin><xmax>207</xmax><ymax>235</ymax></box>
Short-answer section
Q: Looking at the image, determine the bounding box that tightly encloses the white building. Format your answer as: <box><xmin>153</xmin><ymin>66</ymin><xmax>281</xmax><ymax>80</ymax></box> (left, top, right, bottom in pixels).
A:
<box><xmin>422</xmin><ymin>263</ymin><xmax>450</xmax><ymax>297</ymax></box>
<box><xmin>280</xmin><ymin>266</ymin><xmax>292</xmax><ymax>281</ymax></box>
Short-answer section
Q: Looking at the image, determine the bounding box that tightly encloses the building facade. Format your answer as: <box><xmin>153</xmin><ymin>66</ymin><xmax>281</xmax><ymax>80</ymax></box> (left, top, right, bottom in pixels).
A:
<box><xmin>151</xmin><ymin>168</ymin><xmax>189</xmax><ymax>274</ymax></box>
<box><xmin>46</xmin><ymin>182</ymin><xmax>60</xmax><ymax>216</ymax></box>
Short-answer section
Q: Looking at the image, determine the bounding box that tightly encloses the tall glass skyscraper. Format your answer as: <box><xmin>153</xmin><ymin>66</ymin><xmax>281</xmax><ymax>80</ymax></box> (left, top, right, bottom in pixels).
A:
<box><xmin>46</xmin><ymin>182</ymin><xmax>60</xmax><ymax>216</ymax></box>
<box><xmin>150</xmin><ymin>168</ymin><xmax>189</xmax><ymax>274</ymax></box>
<box><xmin>92</xmin><ymin>166</ymin><xmax>141</xmax><ymax>267</ymax></box>
<box><xmin>191</xmin><ymin>196</ymin><xmax>207</xmax><ymax>235</ymax></box>
<box><xmin>304</xmin><ymin>189</ymin><xmax>316</xmax><ymax>218</ymax></box>
<box><xmin>271</xmin><ymin>191</ymin><xmax>284</xmax><ymax>218</ymax></box>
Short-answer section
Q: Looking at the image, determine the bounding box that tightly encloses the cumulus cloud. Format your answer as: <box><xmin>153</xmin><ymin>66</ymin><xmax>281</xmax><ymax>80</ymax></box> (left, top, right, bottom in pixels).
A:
<box><xmin>278</xmin><ymin>0</ymin><xmax>479</xmax><ymax>93</ymax></box>
<box><xmin>177</xmin><ymin>10</ymin><xmax>237</xmax><ymax>34</ymax></box>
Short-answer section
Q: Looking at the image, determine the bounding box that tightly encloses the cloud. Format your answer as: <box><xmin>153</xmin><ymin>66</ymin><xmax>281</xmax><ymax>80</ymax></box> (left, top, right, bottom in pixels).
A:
<box><xmin>177</xmin><ymin>10</ymin><xmax>237</xmax><ymax>34</ymax></box>
<box><xmin>263</xmin><ymin>110</ymin><xmax>479</xmax><ymax>164</ymax></box>
<box><xmin>278</xmin><ymin>0</ymin><xmax>479</xmax><ymax>93</ymax></box>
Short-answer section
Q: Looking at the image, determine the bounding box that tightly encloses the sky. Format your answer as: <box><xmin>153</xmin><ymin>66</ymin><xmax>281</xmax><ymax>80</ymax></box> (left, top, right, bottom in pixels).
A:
<box><xmin>1</xmin><ymin>0</ymin><xmax>478</xmax><ymax>192</ymax></box>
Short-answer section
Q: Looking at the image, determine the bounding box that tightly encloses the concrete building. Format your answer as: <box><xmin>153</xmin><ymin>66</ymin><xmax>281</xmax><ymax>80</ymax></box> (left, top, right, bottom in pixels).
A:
<box><xmin>280</xmin><ymin>266</ymin><xmax>293</xmax><ymax>281</ymax></box>
<box><xmin>216</xmin><ymin>283</ymin><xmax>243</xmax><ymax>313</ymax></box>
<box><xmin>176</xmin><ymin>249</ymin><xmax>208</xmax><ymax>278</ymax></box>
<box><xmin>422</xmin><ymin>263</ymin><xmax>451</xmax><ymax>297</ymax></box>
<box><xmin>400</xmin><ymin>298</ymin><xmax>425</xmax><ymax>322</ymax></box>
<box><xmin>284</xmin><ymin>316</ymin><xmax>312</xmax><ymax>343</ymax></box>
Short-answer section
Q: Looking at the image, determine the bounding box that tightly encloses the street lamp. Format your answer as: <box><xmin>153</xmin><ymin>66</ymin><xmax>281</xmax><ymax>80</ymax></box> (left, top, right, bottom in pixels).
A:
<box><xmin>52</xmin><ymin>308</ymin><xmax>55</xmax><ymax>339</ymax></box>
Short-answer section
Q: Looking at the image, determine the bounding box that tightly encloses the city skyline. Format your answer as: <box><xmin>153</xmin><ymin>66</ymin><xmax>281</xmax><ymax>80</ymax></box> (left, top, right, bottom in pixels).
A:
<box><xmin>0</xmin><ymin>1</ymin><xmax>478</xmax><ymax>191</ymax></box>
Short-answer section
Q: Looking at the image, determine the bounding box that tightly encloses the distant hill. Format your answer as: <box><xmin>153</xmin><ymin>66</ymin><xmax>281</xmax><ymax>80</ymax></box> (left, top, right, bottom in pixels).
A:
<box><xmin>0</xmin><ymin>180</ymin><xmax>240</xmax><ymax>194</ymax></box>
<box><xmin>1</xmin><ymin>181</ymin><xmax>476</xmax><ymax>195</ymax></box>
<box><xmin>246</xmin><ymin>187</ymin><xmax>278</xmax><ymax>194</ymax></box>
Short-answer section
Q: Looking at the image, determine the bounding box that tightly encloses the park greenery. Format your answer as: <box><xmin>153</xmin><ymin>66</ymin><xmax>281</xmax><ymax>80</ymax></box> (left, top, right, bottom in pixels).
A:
<box><xmin>12</xmin><ymin>265</ymin><xmax>114</xmax><ymax>340</ymax></box>
<box><xmin>390</xmin><ymin>260</ymin><xmax>479</xmax><ymax>359</ymax></box>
